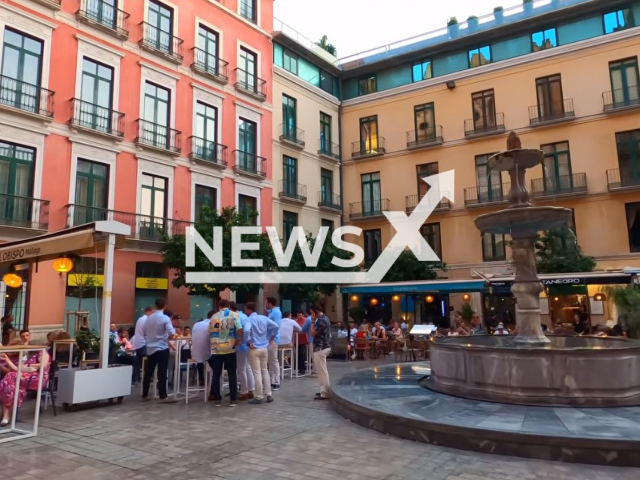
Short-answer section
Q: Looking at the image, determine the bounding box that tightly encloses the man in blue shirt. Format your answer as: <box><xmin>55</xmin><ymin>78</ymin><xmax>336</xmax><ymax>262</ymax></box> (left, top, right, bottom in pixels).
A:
<box><xmin>141</xmin><ymin>298</ymin><xmax>177</xmax><ymax>403</ymax></box>
<box><xmin>265</xmin><ymin>297</ymin><xmax>282</xmax><ymax>391</ymax></box>
<box><xmin>230</xmin><ymin>302</ymin><xmax>254</xmax><ymax>401</ymax></box>
<box><xmin>311</xmin><ymin>305</ymin><xmax>332</xmax><ymax>400</ymax></box>
<box><xmin>245</xmin><ymin>302</ymin><xmax>279</xmax><ymax>404</ymax></box>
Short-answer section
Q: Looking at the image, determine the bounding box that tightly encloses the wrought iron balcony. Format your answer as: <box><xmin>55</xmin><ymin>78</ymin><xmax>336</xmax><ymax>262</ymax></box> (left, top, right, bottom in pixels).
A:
<box><xmin>318</xmin><ymin>140</ymin><xmax>340</xmax><ymax>161</ymax></box>
<box><xmin>464</xmin><ymin>183</ymin><xmax>510</xmax><ymax>207</ymax></box>
<box><xmin>464</xmin><ymin>113</ymin><xmax>505</xmax><ymax>138</ymax></box>
<box><xmin>0</xmin><ymin>75</ymin><xmax>54</xmax><ymax>118</ymax></box>
<box><xmin>407</xmin><ymin>125</ymin><xmax>443</xmax><ymax>149</ymax></box>
<box><xmin>70</xmin><ymin>98</ymin><xmax>124</xmax><ymax>138</ymax></box>
<box><xmin>66</xmin><ymin>205</ymin><xmax>192</xmax><ymax>241</ymax></box>
<box><xmin>405</xmin><ymin>194</ymin><xmax>451</xmax><ymax>214</ymax></box>
<box><xmin>189</xmin><ymin>137</ymin><xmax>227</xmax><ymax>168</ymax></box>
<box><xmin>349</xmin><ymin>199</ymin><xmax>390</xmax><ymax>220</ymax></box>
<box><xmin>607</xmin><ymin>169</ymin><xmax>640</xmax><ymax>191</ymax></box>
<box><xmin>531</xmin><ymin>173</ymin><xmax>587</xmax><ymax>198</ymax></box>
<box><xmin>351</xmin><ymin>137</ymin><xmax>386</xmax><ymax>159</ymax></box>
<box><xmin>279</xmin><ymin>124</ymin><xmax>305</xmax><ymax>148</ymax></box>
<box><xmin>77</xmin><ymin>0</ymin><xmax>130</xmax><ymax>39</ymax></box>
<box><xmin>0</xmin><ymin>194</ymin><xmax>49</xmax><ymax>231</ymax></box>
<box><xmin>603</xmin><ymin>86</ymin><xmax>640</xmax><ymax>112</ymax></box>
<box><xmin>191</xmin><ymin>48</ymin><xmax>229</xmax><ymax>84</ymax></box>
<box><xmin>140</xmin><ymin>22</ymin><xmax>184</xmax><ymax>64</ymax></box>
<box><xmin>318</xmin><ymin>192</ymin><xmax>342</xmax><ymax>211</ymax></box>
<box><xmin>135</xmin><ymin>119</ymin><xmax>181</xmax><ymax>155</ymax></box>
<box><xmin>529</xmin><ymin>99</ymin><xmax>575</xmax><ymax>125</ymax></box>
<box><xmin>233</xmin><ymin>150</ymin><xmax>266</xmax><ymax>178</ymax></box>
<box><xmin>278</xmin><ymin>181</ymin><xmax>307</xmax><ymax>203</ymax></box>
<box><xmin>30</xmin><ymin>0</ymin><xmax>61</xmax><ymax>10</ymax></box>
<box><xmin>234</xmin><ymin>68</ymin><xmax>267</xmax><ymax>101</ymax></box>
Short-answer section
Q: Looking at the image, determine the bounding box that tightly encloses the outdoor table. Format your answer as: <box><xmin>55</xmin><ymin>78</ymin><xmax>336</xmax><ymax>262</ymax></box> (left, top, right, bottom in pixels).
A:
<box><xmin>52</xmin><ymin>339</ymin><xmax>76</xmax><ymax>368</ymax></box>
<box><xmin>169</xmin><ymin>337</ymin><xmax>191</xmax><ymax>400</ymax></box>
<box><xmin>0</xmin><ymin>345</ymin><xmax>47</xmax><ymax>444</ymax></box>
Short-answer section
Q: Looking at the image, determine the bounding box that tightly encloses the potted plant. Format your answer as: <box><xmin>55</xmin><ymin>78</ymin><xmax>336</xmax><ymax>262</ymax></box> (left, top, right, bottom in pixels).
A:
<box><xmin>467</xmin><ymin>15</ymin><xmax>479</xmax><ymax>32</ymax></box>
<box><xmin>523</xmin><ymin>0</ymin><xmax>534</xmax><ymax>14</ymax></box>
<box><xmin>447</xmin><ymin>17</ymin><xmax>459</xmax><ymax>38</ymax></box>
<box><xmin>494</xmin><ymin>6</ymin><xmax>504</xmax><ymax>22</ymax></box>
<box><xmin>461</xmin><ymin>302</ymin><xmax>475</xmax><ymax>323</ymax></box>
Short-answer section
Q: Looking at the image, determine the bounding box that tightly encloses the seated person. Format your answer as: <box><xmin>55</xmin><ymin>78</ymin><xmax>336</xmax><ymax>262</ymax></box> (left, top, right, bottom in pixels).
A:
<box><xmin>493</xmin><ymin>322</ymin><xmax>510</xmax><ymax>335</ymax></box>
<box><xmin>114</xmin><ymin>328</ymin><xmax>135</xmax><ymax>366</ymax></box>
<box><xmin>390</xmin><ymin>322</ymin><xmax>402</xmax><ymax>338</ymax></box>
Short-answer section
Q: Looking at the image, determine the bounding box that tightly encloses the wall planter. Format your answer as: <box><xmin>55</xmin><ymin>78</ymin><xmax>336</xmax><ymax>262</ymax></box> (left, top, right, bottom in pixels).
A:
<box><xmin>448</xmin><ymin>18</ymin><xmax>460</xmax><ymax>38</ymax></box>
<box><xmin>523</xmin><ymin>1</ymin><xmax>534</xmax><ymax>14</ymax></box>
<box><xmin>467</xmin><ymin>17</ymin><xmax>479</xmax><ymax>32</ymax></box>
<box><xmin>494</xmin><ymin>7</ymin><xmax>504</xmax><ymax>23</ymax></box>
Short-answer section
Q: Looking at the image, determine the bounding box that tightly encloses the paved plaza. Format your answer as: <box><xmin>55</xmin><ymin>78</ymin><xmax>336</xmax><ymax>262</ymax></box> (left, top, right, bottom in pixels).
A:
<box><xmin>1</xmin><ymin>360</ymin><xmax>639</xmax><ymax>480</ymax></box>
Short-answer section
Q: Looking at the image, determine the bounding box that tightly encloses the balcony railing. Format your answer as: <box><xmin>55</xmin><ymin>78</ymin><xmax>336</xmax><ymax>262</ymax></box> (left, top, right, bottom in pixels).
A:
<box><xmin>234</xmin><ymin>68</ymin><xmax>267</xmax><ymax>101</ymax></box>
<box><xmin>135</xmin><ymin>119</ymin><xmax>181</xmax><ymax>154</ymax></box>
<box><xmin>603</xmin><ymin>86</ymin><xmax>640</xmax><ymax>112</ymax></box>
<box><xmin>352</xmin><ymin>137</ymin><xmax>386</xmax><ymax>159</ymax></box>
<box><xmin>279</xmin><ymin>124</ymin><xmax>305</xmax><ymax>148</ymax></box>
<box><xmin>77</xmin><ymin>0</ymin><xmax>130</xmax><ymax>38</ymax></box>
<box><xmin>31</xmin><ymin>0</ymin><xmax>61</xmax><ymax>9</ymax></box>
<box><xmin>405</xmin><ymin>193</ymin><xmax>451</xmax><ymax>214</ymax></box>
<box><xmin>464</xmin><ymin>183</ymin><xmax>510</xmax><ymax>206</ymax></box>
<box><xmin>0</xmin><ymin>75</ymin><xmax>54</xmax><ymax>118</ymax></box>
<box><xmin>0</xmin><ymin>194</ymin><xmax>49</xmax><ymax>231</ymax></box>
<box><xmin>278</xmin><ymin>181</ymin><xmax>307</xmax><ymax>203</ymax></box>
<box><xmin>349</xmin><ymin>199</ymin><xmax>390</xmax><ymax>220</ymax></box>
<box><xmin>531</xmin><ymin>173</ymin><xmax>587</xmax><ymax>197</ymax></box>
<box><xmin>318</xmin><ymin>192</ymin><xmax>342</xmax><ymax>211</ymax></box>
<box><xmin>70</xmin><ymin>98</ymin><xmax>124</xmax><ymax>138</ymax></box>
<box><xmin>464</xmin><ymin>113</ymin><xmax>505</xmax><ymax>138</ymax></box>
<box><xmin>529</xmin><ymin>99</ymin><xmax>575</xmax><ymax>125</ymax></box>
<box><xmin>607</xmin><ymin>169</ymin><xmax>640</xmax><ymax>190</ymax></box>
<box><xmin>407</xmin><ymin>125</ymin><xmax>443</xmax><ymax>149</ymax></box>
<box><xmin>318</xmin><ymin>140</ymin><xmax>340</xmax><ymax>160</ymax></box>
<box><xmin>233</xmin><ymin>150</ymin><xmax>266</xmax><ymax>178</ymax></box>
<box><xmin>191</xmin><ymin>48</ymin><xmax>229</xmax><ymax>84</ymax></box>
<box><xmin>140</xmin><ymin>22</ymin><xmax>184</xmax><ymax>64</ymax></box>
<box><xmin>66</xmin><ymin>205</ymin><xmax>191</xmax><ymax>241</ymax></box>
<box><xmin>189</xmin><ymin>137</ymin><xmax>228</xmax><ymax>168</ymax></box>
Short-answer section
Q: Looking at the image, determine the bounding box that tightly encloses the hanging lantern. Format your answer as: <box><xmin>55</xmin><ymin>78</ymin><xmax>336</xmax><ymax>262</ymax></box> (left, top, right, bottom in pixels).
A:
<box><xmin>462</xmin><ymin>293</ymin><xmax>471</xmax><ymax>302</ymax></box>
<box><xmin>392</xmin><ymin>295</ymin><xmax>401</xmax><ymax>302</ymax></box>
<box><xmin>594</xmin><ymin>293</ymin><xmax>606</xmax><ymax>302</ymax></box>
<box><xmin>350</xmin><ymin>295</ymin><xmax>359</xmax><ymax>302</ymax></box>
<box><xmin>425</xmin><ymin>295</ymin><xmax>435</xmax><ymax>303</ymax></box>
<box><xmin>52</xmin><ymin>256</ymin><xmax>74</xmax><ymax>274</ymax></box>
<box><xmin>370</xmin><ymin>298</ymin><xmax>379</xmax><ymax>306</ymax></box>
<box><xmin>3</xmin><ymin>273</ymin><xmax>22</xmax><ymax>288</ymax></box>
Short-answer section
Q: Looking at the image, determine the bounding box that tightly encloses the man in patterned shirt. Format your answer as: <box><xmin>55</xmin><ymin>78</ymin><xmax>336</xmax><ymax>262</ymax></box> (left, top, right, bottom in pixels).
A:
<box><xmin>208</xmin><ymin>299</ymin><xmax>243</xmax><ymax>407</ymax></box>
<box><xmin>311</xmin><ymin>305</ymin><xmax>332</xmax><ymax>400</ymax></box>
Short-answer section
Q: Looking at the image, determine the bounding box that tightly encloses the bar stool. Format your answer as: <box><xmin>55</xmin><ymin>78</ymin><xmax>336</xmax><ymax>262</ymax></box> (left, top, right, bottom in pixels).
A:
<box><xmin>185</xmin><ymin>360</ymin><xmax>211</xmax><ymax>403</ymax></box>
<box><xmin>278</xmin><ymin>344</ymin><xmax>294</xmax><ymax>381</ymax></box>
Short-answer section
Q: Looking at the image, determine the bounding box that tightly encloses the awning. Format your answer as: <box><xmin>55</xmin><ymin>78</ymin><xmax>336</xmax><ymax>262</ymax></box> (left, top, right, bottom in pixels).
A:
<box><xmin>341</xmin><ymin>279</ymin><xmax>486</xmax><ymax>295</ymax></box>
<box><xmin>488</xmin><ymin>272</ymin><xmax>632</xmax><ymax>293</ymax></box>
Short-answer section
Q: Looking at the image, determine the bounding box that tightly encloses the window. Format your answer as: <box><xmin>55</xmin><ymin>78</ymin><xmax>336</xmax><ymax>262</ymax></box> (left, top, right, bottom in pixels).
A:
<box><xmin>417</xmin><ymin>163</ymin><xmax>438</xmax><ymax>197</ymax></box>
<box><xmin>282</xmin><ymin>95</ymin><xmax>297</xmax><ymax>141</ymax></box>
<box><xmin>240</xmin><ymin>0</ymin><xmax>257</xmax><ymax>23</ymax></box>
<box><xmin>238</xmin><ymin>194</ymin><xmax>257</xmax><ymax>225</ymax></box>
<box><xmin>238</xmin><ymin>117</ymin><xmax>257</xmax><ymax>171</ymax></box>
<box><xmin>412</xmin><ymin>59</ymin><xmax>432</xmax><ymax>82</ymax></box>
<box><xmin>609</xmin><ymin>58</ymin><xmax>640</xmax><ymax>107</ymax></box>
<box><xmin>195</xmin><ymin>185</ymin><xmax>216</xmax><ymax>222</ymax></box>
<box><xmin>536</xmin><ymin>74</ymin><xmax>564</xmax><ymax>120</ymax></box>
<box><xmin>195</xmin><ymin>102</ymin><xmax>218</xmax><ymax>159</ymax></box>
<box><xmin>475</xmin><ymin>154</ymin><xmax>502</xmax><ymax>202</ymax></box>
<box><xmin>197</xmin><ymin>25</ymin><xmax>219</xmax><ymax>73</ymax></box>
<box><xmin>531</xmin><ymin>28</ymin><xmax>557</xmax><ymax>52</ymax></box>
<box><xmin>363</xmin><ymin>229</ymin><xmax>382</xmax><ymax>267</ymax></box>
<box><xmin>282</xmin><ymin>211</ymin><xmax>298</xmax><ymax>243</ymax></box>
<box><xmin>616</xmin><ymin>130</ymin><xmax>640</xmax><ymax>186</ymax></box>
<box><xmin>321</xmin><ymin>218</ymin><xmax>334</xmax><ymax>232</ymax></box>
<box><xmin>359</xmin><ymin>116</ymin><xmax>379</xmax><ymax>155</ymax></box>
<box><xmin>239</xmin><ymin>47</ymin><xmax>258</xmax><ymax>91</ymax></box>
<box><xmin>320</xmin><ymin>168</ymin><xmax>333</xmax><ymax>204</ymax></box>
<box><xmin>283</xmin><ymin>48</ymin><xmax>298</xmax><ymax>75</ymax></box>
<box><xmin>421</xmin><ymin>223</ymin><xmax>442</xmax><ymax>260</ymax></box>
<box><xmin>472</xmin><ymin>89</ymin><xmax>496</xmax><ymax>132</ymax></box>
<box><xmin>604</xmin><ymin>8</ymin><xmax>633</xmax><ymax>34</ymax></box>
<box><xmin>361</xmin><ymin>172</ymin><xmax>381</xmax><ymax>216</ymax></box>
<box><xmin>142</xmin><ymin>82</ymin><xmax>170</xmax><ymax>148</ymax></box>
<box><xmin>414</xmin><ymin>103</ymin><xmax>436</xmax><ymax>143</ymax></box>
<box><xmin>140</xmin><ymin>173</ymin><xmax>167</xmax><ymax>237</ymax></box>
<box><xmin>282</xmin><ymin>155</ymin><xmax>298</xmax><ymax>197</ymax></box>
<box><xmin>148</xmin><ymin>1</ymin><xmax>173</xmax><ymax>53</ymax></box>
<box><xmin>320</xmin><ymin>112</ymin><xmax>332</xmax><ymax>154</ymax></box>
<box><xmin>482</xmin><ymin>233</ymin><xmax>506</xmax><ymax>262</ymax></box>
<box><xmin>79</xmin><ymin>58</ymin><xmax>114</xmax><ymax>133</ymax></box>
<box><xmin>319</xmin><ymin>70</ymin><xmax>334</xmax><ymax>94</ymax></box>
<box><xmin>1</xmin><ymin>28</ymin><xmax>43</xmax><ymax>112</ymax></box>
<box><xmin>468</xmin><ymin>46</ymin><xmax>491</xmax><ymax>68</ymax></box>
<box><xmin>542</xmin><ymin>142</ymin><xmax>572</xmax><ymax>193</ymax></box>
<box><xmin>357</xmin><ymin>75</ymin><xmax>376</xmax><ymax>96</ymax></box>
<box><xmin>0</xmin><ymin>141</ymin><xmax>35</xmax><ymax>225</ymax></box>
<box><xmin>84</xmin><ymin>0</ymin><xmax>117</xmax><ymax>28</ymax></box>
<box><xmin>75</xmin><ymin>159</ymin><xmax>108</xmax><ymax>224</ymax></box>
<box><xmin>626</xmin><ymin>203</ymin><xmax>640</xmax><ymax>252</ymax></box>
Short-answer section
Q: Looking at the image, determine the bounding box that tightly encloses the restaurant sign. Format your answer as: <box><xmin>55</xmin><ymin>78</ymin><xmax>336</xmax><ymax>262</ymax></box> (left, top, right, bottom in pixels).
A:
<box><xmin>136</xmin><ymin>277</ymin><xmax>169</xmax><ymax>290</ymax></box>
<box><xmin>68</xmin><ymin>274</ymin><xmax>104</xmax><ymax>287</ymax></box>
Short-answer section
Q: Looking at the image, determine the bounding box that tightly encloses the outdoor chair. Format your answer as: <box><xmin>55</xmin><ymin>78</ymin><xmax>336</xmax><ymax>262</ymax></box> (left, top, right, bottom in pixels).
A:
<box><xmin>354</xmin><ymin>338</ymin><xmax>369</xmax><ymax>359</ymax></box>
<box><xmin>41</xmin><ymin>360</ymin><xmax>58</xmax><ymax>416</ymax></box>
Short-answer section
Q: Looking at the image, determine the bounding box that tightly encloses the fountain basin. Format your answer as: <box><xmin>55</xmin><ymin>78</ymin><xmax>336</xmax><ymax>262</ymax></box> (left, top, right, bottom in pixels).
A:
<box><xmin>475</xmin><ymin>206</ymin><xmax>572</xmax><ymax>237</ymax></box>
<box><xmin>490</xmin><ymin>148</ymin><xmax>544</xmax><ymax>170</ymax></box>
<box><xmin>426</xmin><ymin>336</ymin><xmax>640</xmax><ymax>407</ymax></box>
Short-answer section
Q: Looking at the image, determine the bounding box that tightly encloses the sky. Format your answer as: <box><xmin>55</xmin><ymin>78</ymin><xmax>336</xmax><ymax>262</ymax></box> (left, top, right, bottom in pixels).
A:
<box><xmin>274</xmin><ymin>0</ymin><xmax>524</xmax><ymax>59</ymax></box>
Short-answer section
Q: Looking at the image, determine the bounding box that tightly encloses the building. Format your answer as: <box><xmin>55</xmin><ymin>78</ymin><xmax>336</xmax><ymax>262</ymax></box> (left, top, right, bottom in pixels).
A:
<box><xmin>0</xmin><ymin>0</ymin><xmax>274</xmax><ymax>335</ymax></box>
<box><xmin>338</xmin><ymin>0</ymin><xmax>640</xmax><ymax>328</ymax></box>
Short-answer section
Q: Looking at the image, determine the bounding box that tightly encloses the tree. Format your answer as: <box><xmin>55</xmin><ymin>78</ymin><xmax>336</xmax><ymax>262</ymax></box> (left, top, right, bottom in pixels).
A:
<box><xmin>535</xmin><ymin>226</ymin><xmax>596</xmax><ymax>274</ymax></box>
<box><xmin>607</xmin><ymin>286</ymin><xmax>640</xmax><ymax>338</ymax></box>
<box><xmin>382</xmin><ymin>249</ymin><xmax>445</xmax><ymax>283</ymax></box>
<box><xmin>315</xmin><ymin>35</ymin><xmax>337</xmax><ymax>56</ymax></box>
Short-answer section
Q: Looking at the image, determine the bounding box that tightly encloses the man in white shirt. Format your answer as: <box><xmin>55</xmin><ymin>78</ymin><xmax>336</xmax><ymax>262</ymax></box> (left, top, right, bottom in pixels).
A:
<box><xmin>131</xmin><ymin>307</ymin><xmax>152</xmax><ymax>385</ymax></box>
<box><xmin>191</xmin><ymin>312</ymin><xmax>215</xmax><ymax>386</ymax></box>
<box><xmin>279</xmin><ymin>311</ymin><xmax>302</xmax><ymax>346</ymax></box>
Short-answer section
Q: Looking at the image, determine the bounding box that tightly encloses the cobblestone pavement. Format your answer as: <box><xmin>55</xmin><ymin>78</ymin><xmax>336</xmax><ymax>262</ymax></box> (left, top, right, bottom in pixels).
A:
<box><xmin>1</xmin><ymin>359</ymin><xmax>639</xmax><ymax>480</ymax></box>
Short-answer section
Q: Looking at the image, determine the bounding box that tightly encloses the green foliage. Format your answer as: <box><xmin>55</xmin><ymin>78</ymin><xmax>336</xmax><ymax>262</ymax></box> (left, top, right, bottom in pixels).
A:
<box><xmin>461</xmin><ymin>302</ymin><xmax>475</xmax><ymax>322</ymax></box>
<box><xmin>535</xmin><ymin>226</ymin><xmax>596</xmax><ymax>274</ymax></box>
<box><xmin>315</xmin><ymin>35</ymin><xmax>337</xmax><ymax>56</ymax></box>
<box><xmin>494</xmin><ymin>6</ymin><xmax>504</xmax><ymax>12</ymax></box>
<box><xmin>447</xmin><ymin>17</ymin><xmax>459</xmax><ymax>26</ymax></box>
<box><xmin>76</xmin><ymin>328</ymin><xmax>100</xmax><ymax>355</ymax></box>
<box><xmin>348</xmin><ymin>306</ymin><xmax>366</xmax><ymax>325</ymax></box>
<box><xmin>382</xmin><ymin>249</ymin><xmax>445</xmax><ymax>283</ymax></box>
<box><xmin>467</xmin><ymin>15</ymin><xmax>478</xmax><ymax>21</ymax></box>
<box><xmin>607</xmin><ymin>286</ymin><xmax>640</xmax><ymax>339</ymax></box>
<box><xmin>523</xmin><ymin>0</ymin><xmax>533</xmax><ymax>4</ymax></box>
